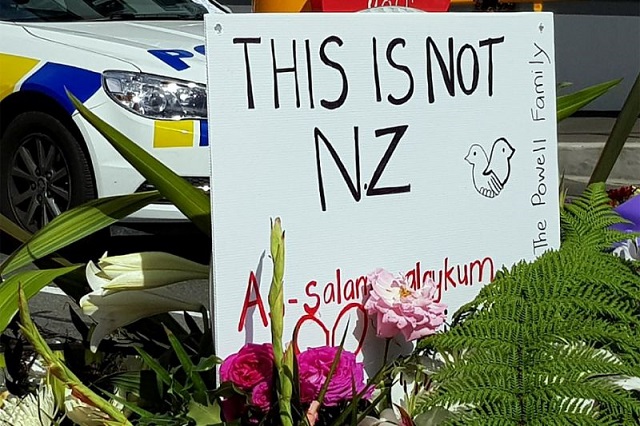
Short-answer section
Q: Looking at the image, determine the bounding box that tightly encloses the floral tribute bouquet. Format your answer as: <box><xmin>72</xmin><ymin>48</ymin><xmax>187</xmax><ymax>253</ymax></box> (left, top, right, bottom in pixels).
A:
<box><xmin>219</xmin><ymin>343</ymin><xmax>373</xmax><ymax>423</ymax></box>
<box><xmin>214</xmin><ymin>219</ymin><xmax>446</xmax><ymax>425</ymax></box>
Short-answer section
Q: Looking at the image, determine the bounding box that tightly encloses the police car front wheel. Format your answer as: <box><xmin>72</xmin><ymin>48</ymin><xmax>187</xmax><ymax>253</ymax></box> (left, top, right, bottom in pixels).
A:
<box><xmin>0</xmin><ymin>112</ymin><xmax>96</xmax><ymax>233</ymax></box>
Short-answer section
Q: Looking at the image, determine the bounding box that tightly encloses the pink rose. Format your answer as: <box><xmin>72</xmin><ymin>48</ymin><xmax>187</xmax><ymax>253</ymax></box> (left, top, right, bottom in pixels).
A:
<box><xmin>297</xmin><ymin>346</ymin><xmax>372</xmax><ymax>406</ymax></box>
<box><xmin>220</xmin><ymin>343</ymin><xmax>274</xmax><ymax>390</ymax></box>
<box><xmin>364</xmin><ymin>268</ymin><xmax>447</xmax><ymax>341</ymax></box>
<box><xmin>251</xmin><ymin>381</ymin><xmax>272</xmax><ymax>412</ymax></box>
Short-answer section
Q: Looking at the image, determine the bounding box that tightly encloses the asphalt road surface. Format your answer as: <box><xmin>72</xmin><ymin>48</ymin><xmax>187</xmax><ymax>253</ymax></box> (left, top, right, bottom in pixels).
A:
<box><xmin>0</xmin><ymin>224</ymin><xmax>211</xmax><ymax>348</ymax></box>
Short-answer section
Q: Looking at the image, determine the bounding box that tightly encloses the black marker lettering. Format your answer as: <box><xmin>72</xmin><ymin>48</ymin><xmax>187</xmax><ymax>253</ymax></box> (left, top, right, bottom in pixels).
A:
<box><xmin>319</xmin><ymin>36</ymin><xmax>348</xmax><ymax>110</ymax></box>
<box><xmin>314</xmin><ymin>127</ymin><xmax>361</xmax><ymax>211</ymax></box>
<box><xmin>305</xmin><ymin>39</ymin><xmax>315</xmax><ymax>109</ymax></box>
<box><xmin>386</xmin><ymin>38</ymin><xmax>414</xmax><ymax>105</ymax></box>
<box><xmin>426</xmin><ymin>36</ymin><xmax>455</xmax><ymax>103</ymax></box>
<box><xmin>233</xmin><ymin>37</ymin><xmax>261</xmax><ymax>109</ymax></box>
<box><xmin>367</xmin><ymin>125</ymin><xmax>411</xmax><ymax>196</ymax></box>
<box><xmin>271</xmin><ymin>39</ymin><xmax>300</xmax><ymax>109</ymax></box>
<box><xmin>457</xmin><ymin>44</ymin><xmax>479</xmax><ymax>95</ymax></box>
<box><xmin>478</xmin><ymin>36</ymin><xmax>504</xmax><ymax>97</ymax></box>
<box><xmin>372</xmin><ymin>37</ymin><xmax>382</xmax><ymax>102</ymax></box>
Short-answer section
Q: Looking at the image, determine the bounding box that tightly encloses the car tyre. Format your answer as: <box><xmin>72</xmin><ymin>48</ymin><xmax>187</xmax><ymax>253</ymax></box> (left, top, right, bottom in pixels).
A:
<box><xmin>0</xmin><ymin>111</ymin><xmax>96</xmax><ymax>234</ymax></box>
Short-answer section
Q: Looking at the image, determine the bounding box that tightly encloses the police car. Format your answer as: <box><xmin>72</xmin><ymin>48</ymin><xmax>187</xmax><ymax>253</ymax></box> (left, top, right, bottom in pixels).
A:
<box><xmin>0</xmin><ymin>0</ymin><xmax>230</xmax><ymax>233</ymax></box>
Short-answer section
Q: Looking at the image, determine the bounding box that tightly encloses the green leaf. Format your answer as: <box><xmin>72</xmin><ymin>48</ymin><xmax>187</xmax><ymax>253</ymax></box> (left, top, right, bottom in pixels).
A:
<box><xmin>134</xmin><ymin>346</ymin><xmax>173</xmax><ymax>387</ymax></box>
<box><xmin>0</xmin><ymin>213</ymin><xmax>32</xmax><ymax>243</ymax></box>
<box><xmin>413</xmin><ymin>407</ymin><xmax>453</xmax><ymax>426</ymax></box>
<box><xmin>165</xmin><ymin>327</ymin><xmax>208</xmax><ymax>404</ymax></box>
<box><xmin>68</xmin><ymin>91</ymin><xmax>212</xmax><ymax>236</ymax></box>
<box><xmin>104</xmin><ymin>371</ymin><xmax>142</xmax><ymax>396</ymax></box>
<box><xmin>0</xmin><ymin>191</ymin><xmax>161</xmax><ymax>275</ymax></box>
<box><xmin>17</xmin><ymin>285</ymin><xmax>132</xmax><ymax>426</ymax></box>
<box><xmin>187</xmin><ymin>399</ymin><xmax>223</xmax><ymax>426</ymax></box>
<box><xmin>317</xmin><ymin>322</ymin><xmax>349</xmax><ymax>407</ymax></box>
<box><xmin>194</xmin><ymin>355</ymin><xmax>221</xmax><ymax>372</ymax></box>
<box><xmin>557</xmin><ymin>81</ymin><xmax>573</xmax><ymax>91</ymax></box>
<box><xmin>0</xmin><ymin>266</ymin><xmax>82</xmax><ymax>333</ymax></box>
<box><xmin>557</xmin><ymin>79</ymin><xmax>621</xmax><ymax>122</ymax></box>
<box><xmin>589</xmin><ymin>72</ymin><xmax>640</xmax><ymax>184</ymax></box>
<box><xmin>99</xmin><ymin>386</ymin><xmax>157</xmax><ymax>418</ymax></box>
<box><xmin>183</xmin><ymin>311</ymin><xmax>204</xmax><ymax>341</ymax></box>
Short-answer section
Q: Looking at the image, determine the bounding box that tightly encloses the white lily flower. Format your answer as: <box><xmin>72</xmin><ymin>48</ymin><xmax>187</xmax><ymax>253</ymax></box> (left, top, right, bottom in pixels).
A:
<box><xmin>88</xmin><ymin>251</ymin><xmax>209</xmax><ymax>292</ymax></box>
<box><xmin>81</xmin><ymin>252</ymin><xmax>209</xmax><ymax>352</ymax></box>
<box><xmin>0</xmin><ymin>383</ymin><xmax>57</xmax><ymax>426</ymax></box>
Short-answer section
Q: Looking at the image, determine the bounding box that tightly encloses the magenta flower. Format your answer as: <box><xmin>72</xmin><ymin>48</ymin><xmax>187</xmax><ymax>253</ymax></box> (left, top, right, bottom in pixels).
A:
<box><xmin>220</xmin><ymin>343</ymin><xmax>274</xmax><ymax>391</ymax></box>
<box><xmin>221</xmin><ymin>394</ymin><xmax>246</xmax><ymax>422</ymax></box>
<box><xmin>297</xmin><ymin>346</ymin><xmax>372</xmax><ymax>406</ymax></box>
<box><xmin>364</xmin><ymin>268</ymin><xmax>447</xmax><ymax>341</ymax></box>
<box><xmin>250</xmin><ymin>381</ymin><xmax>272</xmax><ymax>412</ymax></box>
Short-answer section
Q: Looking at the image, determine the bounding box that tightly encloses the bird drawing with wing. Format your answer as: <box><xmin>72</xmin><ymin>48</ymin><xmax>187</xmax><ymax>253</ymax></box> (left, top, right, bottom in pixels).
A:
<box><xmin>465</xmin><ymin>137</ymin><xmax>515</xmax><ymax>198</ymax></box>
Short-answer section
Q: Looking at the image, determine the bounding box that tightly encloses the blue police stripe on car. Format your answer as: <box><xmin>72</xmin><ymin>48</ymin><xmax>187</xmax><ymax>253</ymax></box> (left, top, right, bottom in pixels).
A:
<box><xmin>21</xmin><ymin>63</ymin><xmax>102</xmax><ymax>114</ymax></box>
<box><xmin>200</xmin><ymin>120</ymin><xmax>208</xmax><ymax>147</ymax></box>
<box><xmin>148</xmin><ymin>45</ymin><xmax>205</xmax><ymax>71</ymax></box>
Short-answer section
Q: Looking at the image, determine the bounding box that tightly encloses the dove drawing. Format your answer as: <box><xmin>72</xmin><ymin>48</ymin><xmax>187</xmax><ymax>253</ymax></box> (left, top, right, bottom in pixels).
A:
<box><xmin>465</xmin><ymin>138</ymin><xmax>515</xmax><ymax>199</ymax></box>
<box><xmin>484</xmin><ymin>137</ymin><xmax>516</xmax><ymax>186</ymax></box>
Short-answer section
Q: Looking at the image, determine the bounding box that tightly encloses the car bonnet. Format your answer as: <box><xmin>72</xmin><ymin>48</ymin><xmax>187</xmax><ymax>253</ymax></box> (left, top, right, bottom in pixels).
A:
<box><xmin>21</xmin><ymin>21</ymin><xmax>207</xmax><ymax>83</ymax></box>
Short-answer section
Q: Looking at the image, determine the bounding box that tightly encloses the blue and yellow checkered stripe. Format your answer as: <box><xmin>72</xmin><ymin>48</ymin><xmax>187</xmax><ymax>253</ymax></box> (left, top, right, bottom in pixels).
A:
<box><xmin>153</xmin><ymin>120</ymin><xmax>208</xmax><ymax>148</ymax></box>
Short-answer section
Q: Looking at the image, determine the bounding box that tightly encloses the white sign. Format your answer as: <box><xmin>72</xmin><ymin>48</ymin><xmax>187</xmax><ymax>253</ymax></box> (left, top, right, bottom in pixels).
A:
<box><xmin>205</xmin><ymin>13</ymin><xmax>559</xmax><ymax>365</ymax></box>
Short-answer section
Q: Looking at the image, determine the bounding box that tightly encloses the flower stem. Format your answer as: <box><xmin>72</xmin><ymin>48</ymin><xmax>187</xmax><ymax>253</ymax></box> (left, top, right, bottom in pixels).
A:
<box><xmin>383</xmin><ymin>338</ymin><xmax>392</xmax><ymax>409</ymax></box>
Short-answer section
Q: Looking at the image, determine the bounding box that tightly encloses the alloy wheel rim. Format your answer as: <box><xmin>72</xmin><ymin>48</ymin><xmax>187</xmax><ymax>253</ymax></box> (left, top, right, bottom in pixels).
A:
<box><xmin>8</xmin><ymin>133</ymin><xmax>71</xmax><ymax>233</ymax></box>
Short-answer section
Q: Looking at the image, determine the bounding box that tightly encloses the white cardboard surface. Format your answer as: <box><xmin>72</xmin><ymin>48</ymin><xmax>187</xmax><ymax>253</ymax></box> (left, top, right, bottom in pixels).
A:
<box><xmin>205</xmin><ymin>12</ymin><xmax>559</xmax><ymax>365</ymax></box>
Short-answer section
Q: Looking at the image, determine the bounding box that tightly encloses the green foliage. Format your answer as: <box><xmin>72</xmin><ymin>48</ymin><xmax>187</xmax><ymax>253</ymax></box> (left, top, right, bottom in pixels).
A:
<box><xmin>415</xmin><ymin>183</ymin><xmax>640</xmax><ymax>425</ymax></box>
<box><xmin>125</xmin><ymin>327</ymin><xmax>221</xmax><ymax>425</ymax></box>
<box><xmin>68</xmin><ymin>91</ymin><xmax>212</xmax><ymax>236</ymax></box>
<box><xmin>17</xmin><ymin>284</ymin><xmax>133</xmax><ymax>425</ymax></box>
<box><xmin>0</xmin><ymin>191</ymin><xmax>161</xmax><ymax>276</ymax></box>
<box><xmin>561</xmin><ymin>184</ymin><xmax>634</xmax><ymax>251</ymax></box>
<box><xmin>187</xmin><ymin>399</ymin><xmax>223</xmax><ymax>425</ymax></box>
<box><xmin>556</xmin><ymin>79</ymin><xmax>621</xmax><ymax>122</ymax></box>
<box><xmin>268</xmin><ymin>218</ymin><xmax>295</xmax><ymax>426</ymax></box>
<box><xmin>590</xmin><ymin>72</ymin><xmax>640</xmax><ymax>184</ymax></box>
<box><xmin>0</xmin><ymin>265</ymin><xmax>82</xmax><ymax>333</ymax></box>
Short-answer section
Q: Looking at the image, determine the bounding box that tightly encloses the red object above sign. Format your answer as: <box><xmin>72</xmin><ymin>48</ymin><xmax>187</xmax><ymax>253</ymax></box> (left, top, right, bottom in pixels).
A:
<box><xmin>310</xmin><ymin>0</ymin><xmax>450</xmax><ymax>12</ymax></box>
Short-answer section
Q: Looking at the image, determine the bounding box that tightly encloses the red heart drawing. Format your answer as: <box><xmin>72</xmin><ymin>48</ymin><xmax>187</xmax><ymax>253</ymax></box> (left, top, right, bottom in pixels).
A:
<box><xmin>292</xmin><ymin>303</ymin><xmax>369</xmax><ymax>355</ymax></box>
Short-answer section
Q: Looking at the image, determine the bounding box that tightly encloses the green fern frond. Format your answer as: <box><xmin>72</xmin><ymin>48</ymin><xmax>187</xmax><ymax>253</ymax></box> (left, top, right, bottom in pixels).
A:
<box><xmin>561</xmin><ymin>182</ymin><xmax>634</xmax><ymax>250</ymax></box>
<box><xmin>416</xmin><ymin>184</ymin><xmax>640</xmax><ymax>424</ymax></box>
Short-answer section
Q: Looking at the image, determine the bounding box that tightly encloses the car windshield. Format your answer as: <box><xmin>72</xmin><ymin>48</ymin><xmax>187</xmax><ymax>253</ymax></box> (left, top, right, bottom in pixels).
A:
<box><xmin>0</xmin><ymin>0</ymin><xmax>226</xmax><ymax>22</ymax></box>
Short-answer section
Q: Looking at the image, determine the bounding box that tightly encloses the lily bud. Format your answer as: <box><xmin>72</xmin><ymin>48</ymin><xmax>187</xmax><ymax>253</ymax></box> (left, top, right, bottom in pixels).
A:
<box><xmin>81</xmin><ymin>252</ymin><xmax>208</xmax><ymax>352</ymax></box>
<box><xmin>89</xmin><ymin>251</ymin><xmax>209</xmax><ymax>292</ymax></box>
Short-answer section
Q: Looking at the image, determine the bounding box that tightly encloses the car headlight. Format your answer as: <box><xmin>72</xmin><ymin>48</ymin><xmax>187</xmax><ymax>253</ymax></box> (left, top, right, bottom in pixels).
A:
<box><xmin>102</xmin><ymin>71</ymin><xmax>206</xmax><ymax>120</ymax></box>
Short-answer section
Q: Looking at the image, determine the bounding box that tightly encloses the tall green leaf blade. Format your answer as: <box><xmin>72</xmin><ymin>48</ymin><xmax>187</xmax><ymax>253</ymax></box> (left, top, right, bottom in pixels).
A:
<box><xmin>0</xmin><ymin>213</ymin><xmax>32</xmax><ymax>243</ymax></box>
<box><xmin>557</xmin><ymin>79</ymin><xmax>621</xmax><ymax>122</ymax></box>
<box><xmin>133</xmin><ymin>346</ymin><xmax>174</xmax><ymax>388</ymax></box>
<box><xmin>165</xmin><ymin>328</ymin><xmax>208</xmax><ymax>404</ymax></box>
<box><xmin>589</xmin><ymin>72</ymin><xmax>640</xmax><ymax>184</ymax></box>
<box><xmin>0</xmin><ymin>265</ymin><xmax>81</xmax><ymax>333</ymax></box>
<box><xmin>0</xmin><ymin>191</ymin><xmax>161</xmax><ymax>275</ymax></box>
<box><xmin>68</xmin><ymin>92</ymin><xmax>212</xmax><ymax>235</ymax></box>
<box><xmin>17</xmin><ymin>285</ymin><xmax>133</xmax><ymax>426</ymax></box>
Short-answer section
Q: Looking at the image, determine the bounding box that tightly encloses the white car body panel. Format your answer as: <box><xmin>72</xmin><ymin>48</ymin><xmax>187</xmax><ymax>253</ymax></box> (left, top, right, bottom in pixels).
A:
<box><xmin>1</xmin><ymin>13</ymin><xmax>215</xmax><ymax>222</ymax></box>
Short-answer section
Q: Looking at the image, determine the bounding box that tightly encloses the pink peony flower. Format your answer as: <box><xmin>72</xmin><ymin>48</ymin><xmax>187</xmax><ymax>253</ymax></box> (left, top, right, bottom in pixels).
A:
<box><xmin>297</xmin><ymin>346</ymin><xmax>372</xmax><ymax>406</ymax></box>
<box><xmin>220</xmin><ymin>343</ymin><xmax>274</xmax><ymax>391</ymax></box>
<box><xmin>364</xmin><ymin>268</ymin><xmax>447</xmax><ymax>341</ymax></box>
<box><xmin>251</xmin><ymin>381</ymin><xmax>272</xmax><ymax>412</ymax></box>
